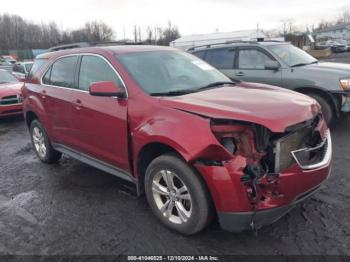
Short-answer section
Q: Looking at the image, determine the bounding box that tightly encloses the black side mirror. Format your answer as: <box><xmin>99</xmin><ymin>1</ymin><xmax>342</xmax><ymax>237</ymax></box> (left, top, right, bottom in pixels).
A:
<box><xmin>264</xmin><ymin>61</ymin><xmax>280</xmax><ymax>71</ymax></box>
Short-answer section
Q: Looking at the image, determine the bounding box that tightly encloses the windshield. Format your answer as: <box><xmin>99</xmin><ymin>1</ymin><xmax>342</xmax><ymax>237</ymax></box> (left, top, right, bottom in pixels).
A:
<box><xmin>0</xmin><ymin>70</ymin><xmax>19</xmax><ymax>83</ymax></box>
<box><xmin>117</xmin><ymin>51</ymin><xmax>231</xmax><ymax>95</ymax></box>
<box><xmin>266</xmin><ymin>44</ymin><xmax>317</xmax><ymax>67</ymax></box>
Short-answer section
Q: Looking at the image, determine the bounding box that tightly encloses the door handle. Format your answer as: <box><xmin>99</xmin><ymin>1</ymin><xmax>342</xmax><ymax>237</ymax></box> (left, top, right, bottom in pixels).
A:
<box><xmin>72</xmin><ymin>99</ymin><xmax>82</xmax><ymax>110</ymax></box>
<box><xmin>41</xmin><ymin>90</ymin><xmax>46</xmax><ymax>99</ymax></box>
<box><xmin>235</xmin><ymin>72</ymin><xmax>245</xmax><ymax>77</ymax></box>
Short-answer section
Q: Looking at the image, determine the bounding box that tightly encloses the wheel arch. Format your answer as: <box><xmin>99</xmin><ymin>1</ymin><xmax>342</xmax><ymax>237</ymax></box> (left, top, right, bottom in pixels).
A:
<box><xmin>25</xmin><ymin>111</ymin><xmax>39</xmax><ymax>128</ymax></box>
<box><xmin>136</xmin><ymin>142</ymin><xmax>183</xmax><ymax>193</ymax></box>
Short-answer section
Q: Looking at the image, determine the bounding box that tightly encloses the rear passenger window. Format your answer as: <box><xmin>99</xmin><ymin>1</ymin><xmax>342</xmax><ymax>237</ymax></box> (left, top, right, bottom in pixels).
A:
<box><xmin>78</xmin><ymin>55</ymin><xmax>123</xmax><ymax>91</ymax></box>
<box><xmin>192</xmin><ymin>50</ymin><xmax>206</xmax><ymax>60</ymax></box>
<box><xmin>44</xmin><ymin>56</ymin><xmax>78</xmax><ymax>88</ymax></box>
<box><xmin>205</xmin><ymin>48</ymin><xmax>235</xmax><ymax>69</ymax></box>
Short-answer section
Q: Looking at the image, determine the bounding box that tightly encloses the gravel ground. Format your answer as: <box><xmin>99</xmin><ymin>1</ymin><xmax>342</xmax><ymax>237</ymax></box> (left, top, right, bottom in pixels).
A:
<box><xmin>0</xmin><ymin>55</ymin><xmax>350</xmax><ymax>256</ymax></box>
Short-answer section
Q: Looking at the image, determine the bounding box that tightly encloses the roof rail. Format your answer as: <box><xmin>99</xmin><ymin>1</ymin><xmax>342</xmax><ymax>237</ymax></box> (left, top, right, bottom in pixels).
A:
<box><xmin>48</xmin><ymin>41</ymin><xmax>143</xmax><ymax>52</ymax></box>
<box><xmin>186</xmin><ymin>39</ymin><xmax>284</xmax><ymax>51</ymax></box>
<box><xmin>186</xmin><ymin>40</ymin><xmax>257</xmax><ymax>51</ymax></box>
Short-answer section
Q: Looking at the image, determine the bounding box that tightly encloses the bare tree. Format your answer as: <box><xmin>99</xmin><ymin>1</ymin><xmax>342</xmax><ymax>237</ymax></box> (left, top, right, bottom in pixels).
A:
<box><xmin>280</xmin><ymin>18</ymin><xmax>296</xmax><ymax>37</ymax></box>
<box><xmin>337</xmin><ymin>6</ymin><xmax>350</xmax><ymax>24</ymax></box>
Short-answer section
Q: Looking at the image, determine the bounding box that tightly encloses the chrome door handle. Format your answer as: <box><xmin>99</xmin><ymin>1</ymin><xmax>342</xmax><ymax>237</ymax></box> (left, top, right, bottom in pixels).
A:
<box><xmin>235</xmin><ymin>72</ymin><xmax>245</xmax><ymax>77</ymax></box>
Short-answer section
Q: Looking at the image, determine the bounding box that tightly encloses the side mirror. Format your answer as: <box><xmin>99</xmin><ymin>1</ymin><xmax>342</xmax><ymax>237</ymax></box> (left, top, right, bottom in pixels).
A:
<box><xmin>89</xmin><ymin>81</ymin><xmax>126</xmax><ymax>98</ymax></box>
<box><xmin>264</xmin><ymin>61</ymin><xmax>279</xmax><ymax>71</ymax></box>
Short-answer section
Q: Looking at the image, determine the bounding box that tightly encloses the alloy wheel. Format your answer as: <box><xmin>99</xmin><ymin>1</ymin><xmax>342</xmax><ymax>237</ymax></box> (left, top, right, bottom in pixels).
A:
<box><xmin>32</xmin><ymin>126</ymin><xmax>47</xmax><ymax>158</ymax></box>
<box><xmin>152</xmin><ymin>170</ymin><xmax>192</xmax><ymax>224</ymax></box>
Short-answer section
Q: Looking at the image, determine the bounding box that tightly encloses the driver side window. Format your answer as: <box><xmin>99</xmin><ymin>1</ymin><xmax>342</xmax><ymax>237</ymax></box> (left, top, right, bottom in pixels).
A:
<box><xmin>78</xmin><ymin>55</ymin><xmax>124</xmax><ymax>91</ymax></box>
<box><xmin>238</xmin><ymin>49</ymin><xmax>274</xmax><ymax>69</ymax></box>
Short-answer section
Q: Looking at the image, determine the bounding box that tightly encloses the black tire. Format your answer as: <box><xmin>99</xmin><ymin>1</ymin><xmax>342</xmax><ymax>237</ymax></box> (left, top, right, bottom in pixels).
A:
<box><xmin>145</xmin><ymin>153</ymin><xmax>212</xmax><ymax>235</ymax></box>
<box><xmin>306</xmin><ymin>93</ymin><xmax>334</xmax><ymax>126</ymax></box>
<box><xmin>30</xmin><ymin>119</ymin><xmax>62</xmax><ymax>163</ymax></box>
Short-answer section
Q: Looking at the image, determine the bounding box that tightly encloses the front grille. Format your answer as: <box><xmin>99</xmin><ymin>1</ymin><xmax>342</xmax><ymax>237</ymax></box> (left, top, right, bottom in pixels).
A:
<box><xmin>274</xmin><ymin>127</ymin><xmax>313</xmax><ymax>172</ymax></box>
<box><xmin>0</xmin><ymin>95</ymin><xmax>22</xmax><ymax>105</ymax></box>
<box><xmin>291</xmin><ymin>131</ymin><xmax>329</xmax><ymax>169</ymax></box>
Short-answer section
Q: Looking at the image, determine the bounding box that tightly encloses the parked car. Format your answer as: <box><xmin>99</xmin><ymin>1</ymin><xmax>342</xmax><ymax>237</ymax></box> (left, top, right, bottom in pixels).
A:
<box><xmin>189</xmin><ymin>41</ymin><xmax>350</xmax><ymax>124</ymax></box>
<box><xmin>23</xmin><ymin>46</ymin><xmax>332</xmax><ymax>234</ymax></box>
<box><xmin>317</xmin><ymin>40</ymin><xmax>347</xmax><ymax>53</ymax></box>
<box><xmin>12</xmin><ymin>62</ymin><xmax>34</xmax><ymax>81</ymax></box>
<box><xmin>0</xmin><ymin>69</ymin><xmax>24</xmax><ymax>117</ymax></box>
<box><xmin>0</xmin><ymin>55</ymin><xmax>17</xmax><ymax>64</ymax></box>
<box><xmin>336</xmin><ymin>39</ymin><xmax>350</xmax><ymax>52</ymax></box>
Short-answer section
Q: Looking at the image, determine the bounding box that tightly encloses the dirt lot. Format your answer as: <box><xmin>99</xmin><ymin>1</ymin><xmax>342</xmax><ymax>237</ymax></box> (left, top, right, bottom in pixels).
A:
<box><xmin>0</xmin><ymin>55</ymin><xmax>350</xmax><ymax>256</ymax></box>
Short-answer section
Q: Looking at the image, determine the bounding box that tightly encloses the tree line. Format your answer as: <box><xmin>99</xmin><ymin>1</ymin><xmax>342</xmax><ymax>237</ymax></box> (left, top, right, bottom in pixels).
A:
<box><xmin>0</xmin><ymin>13</ymin><xmax>181</xmax><ymax>50</ymax></box>
<box><xmin>277</xmin><ymin>6</ymin><xmax>350</xmax><ymax>37</ymax></box>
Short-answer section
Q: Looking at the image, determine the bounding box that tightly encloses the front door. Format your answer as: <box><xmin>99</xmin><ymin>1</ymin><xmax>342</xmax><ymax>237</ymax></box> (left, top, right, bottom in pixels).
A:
<box><xmin>234</xmin><ymin>47</ymin><xmax>282</xmax><ymax>87</ymax></box>
<box><xmin>70</xmin><ymin>55</ymin><xmax>130</xmax><ymax>171</ymax></box>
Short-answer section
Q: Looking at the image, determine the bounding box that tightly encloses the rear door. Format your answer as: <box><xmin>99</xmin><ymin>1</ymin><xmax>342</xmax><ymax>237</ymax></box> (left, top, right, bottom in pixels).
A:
<box><xmin>70</xmin><ymin>54</ymin><xmax>130</xmax><ymax>171</ymax></box>
<box><xmin>201</xmin><ymin>47</ymin><xmax>236</xmax><ymax>79</ymax></box>
<box><xmin>41</xmin><ymin>55</ymin><xmax>79</xmax><ymax>146</ymax></box>
<box><xmin>235</xmin><ymin>47</ymin><xmax>282</xmax><ymax>86</ymax></box>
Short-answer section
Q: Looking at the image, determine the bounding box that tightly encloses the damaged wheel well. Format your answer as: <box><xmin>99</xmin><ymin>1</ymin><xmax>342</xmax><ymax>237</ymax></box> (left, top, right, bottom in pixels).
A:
<box><xmin>137</xmin><ymin>143</ymin><xmax>178</xmax><ymax>193</ymax></box>
<box><xmin>25</xmin><ymin>111</ymin><xmax>38</xmax><ymax>128</ymax></box>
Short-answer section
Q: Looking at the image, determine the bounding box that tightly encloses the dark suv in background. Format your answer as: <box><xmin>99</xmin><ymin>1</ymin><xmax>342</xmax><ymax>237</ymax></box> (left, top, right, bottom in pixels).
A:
<box><xmin>189</xmin><ymin>41</ymin><xmax>350</xmax><ymax>125</ymax></box>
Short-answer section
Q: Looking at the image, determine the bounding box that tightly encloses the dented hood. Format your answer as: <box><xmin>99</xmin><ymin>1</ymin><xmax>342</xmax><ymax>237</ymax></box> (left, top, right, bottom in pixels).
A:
<box><xmin>159</xmin><ymin>82</ymin><xmax>320</xmax><ymax>133</ymax></box>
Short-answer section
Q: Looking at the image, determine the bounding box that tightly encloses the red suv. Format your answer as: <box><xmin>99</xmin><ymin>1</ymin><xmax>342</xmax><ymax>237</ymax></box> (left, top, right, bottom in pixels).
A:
<box><xmin>23</xmin><ymin>46</ymin><xmax>332</xmax><ymax>234</ymax></box>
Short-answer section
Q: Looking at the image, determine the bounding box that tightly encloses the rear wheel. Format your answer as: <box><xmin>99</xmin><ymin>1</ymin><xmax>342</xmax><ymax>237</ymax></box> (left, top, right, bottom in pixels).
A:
<box><xmin>306</xmin><ymin>93</ymin><xmax>335</xmax><ymax>126</ymax></box>
<box><xmin>145</xmin><ymin>153</ymin><xmax>212</xmax><ymax>235</ymax></box>
<box><xmin>30</xmin><ymin>120</ymin><xmax>62</xmax><ymax>163</ymax></box>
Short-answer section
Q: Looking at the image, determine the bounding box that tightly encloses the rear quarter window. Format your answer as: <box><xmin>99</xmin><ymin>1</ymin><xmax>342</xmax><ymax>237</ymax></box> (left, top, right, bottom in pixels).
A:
<box><xmin>28</xmin><ymin>58</ymin><xmax>48</xmax><ymax>80</ymax></box>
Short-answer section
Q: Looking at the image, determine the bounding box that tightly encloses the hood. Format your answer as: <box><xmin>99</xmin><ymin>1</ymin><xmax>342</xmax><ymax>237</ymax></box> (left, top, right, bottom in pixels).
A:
<box><xmin>0</xmin><ymin>82</ymin><xmax>23</xmax><ymax>98</ymax></box>
<box><xmin>159</xmin><ymin>83</ymin><xmax>320</xmax><ymax>133</ymax></box>
<box><xmin>303</xmin><ymin>62</ymin><xmax>350</xmax><ymax>76</ymax></box>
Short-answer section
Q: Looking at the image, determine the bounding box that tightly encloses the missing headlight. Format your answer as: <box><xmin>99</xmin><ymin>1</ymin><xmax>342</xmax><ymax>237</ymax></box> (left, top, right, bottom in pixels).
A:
<box><xmin>220</xmin><ymin>137</ymin><xmax>237</xmax><ymax>154</ymax></box>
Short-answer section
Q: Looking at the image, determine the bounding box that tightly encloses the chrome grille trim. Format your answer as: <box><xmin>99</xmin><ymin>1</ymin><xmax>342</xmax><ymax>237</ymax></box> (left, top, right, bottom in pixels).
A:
<box><xmin>291</xmin><ymin>129</ymin><xmax>332</xmax><ymax>170</ymax></box>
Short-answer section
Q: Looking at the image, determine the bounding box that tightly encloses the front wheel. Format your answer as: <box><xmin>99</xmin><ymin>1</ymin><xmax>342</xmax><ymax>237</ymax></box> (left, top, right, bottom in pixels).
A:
<box><xmin>30</xmin><ymin>120</ymin><xmax>62</xmax><ymax>164</ymax></box>
<box><xmin>145</xmin><ymin>153</ymin><xmax>212</xmax><ymax>235</ymax></box>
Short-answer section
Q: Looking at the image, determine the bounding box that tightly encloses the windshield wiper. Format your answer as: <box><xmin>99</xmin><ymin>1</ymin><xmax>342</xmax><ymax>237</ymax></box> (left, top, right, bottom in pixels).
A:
<box><xmin>291</xmin><ymin>61</ymin><xmax>318</xmax><ymax>67</ymax></box>
<box><xmin>149</xmin><ymin>81</ymin><xmax>236</xmax><ymax>96</ymax></box>
<box><xmin>149</xmin><ymin>89</ymin><xmax>195</xmax><ymax>96</ymax></box>
<box><xmin>194</xmin><ymin>81</ymin><xmax>236</xmax><ymax>92</ymax></box>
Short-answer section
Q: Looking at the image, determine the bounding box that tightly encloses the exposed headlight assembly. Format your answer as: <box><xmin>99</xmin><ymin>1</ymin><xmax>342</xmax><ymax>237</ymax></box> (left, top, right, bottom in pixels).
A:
<box><xmin>340</xmin><ymin>79</ymin><xmax>350</xmax><ymax>91</ymax></box>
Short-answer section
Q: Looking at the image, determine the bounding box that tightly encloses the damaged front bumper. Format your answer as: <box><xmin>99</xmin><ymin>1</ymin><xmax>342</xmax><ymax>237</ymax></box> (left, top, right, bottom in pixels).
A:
<box><xmin>217</xmin><ymin>183</ymin><xmax>322</xmax><ymax>232</ymax></box>
<box><xmin>194</xmin><ymin>129</ymin><xmax>332</xmax><ymax>232</ymax></box>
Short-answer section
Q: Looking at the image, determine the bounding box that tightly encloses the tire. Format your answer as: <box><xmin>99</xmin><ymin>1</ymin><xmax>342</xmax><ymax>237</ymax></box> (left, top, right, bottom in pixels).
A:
<box><xmin>145</xmin><ymin>153</ymin><xmax>212</xmax><ymax>235</ymax></box>
<box><xmin>30</xmin><ymin>119</ymin><xmax>62</xmax><ymax>164</ymax></box>
<box><xmin>306</xmin><ymin>93</ymin><xmax>334</xmax><ymax>126</ymax></box>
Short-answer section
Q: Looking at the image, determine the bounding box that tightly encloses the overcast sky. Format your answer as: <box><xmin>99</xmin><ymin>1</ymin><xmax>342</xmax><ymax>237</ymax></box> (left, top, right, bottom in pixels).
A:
<box><xmin>2</xmin><ymin>0</ymin><xmax>350</xmax><ymax>38</ymax></box>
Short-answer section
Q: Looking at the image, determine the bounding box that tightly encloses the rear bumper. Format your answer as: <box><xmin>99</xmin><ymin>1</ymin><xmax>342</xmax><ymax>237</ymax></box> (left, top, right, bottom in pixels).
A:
<box><xmin>217</xmin><ymin>184</ymin><xmax>322</xmax><ymax>232</ymax></box>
